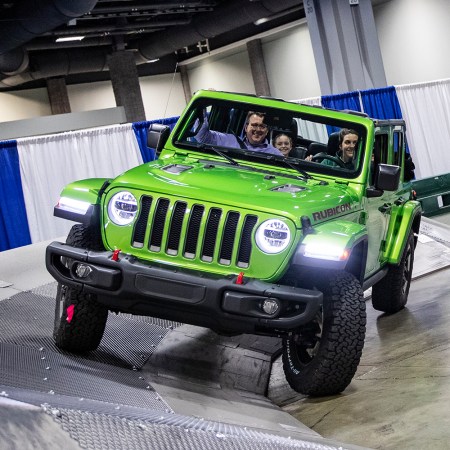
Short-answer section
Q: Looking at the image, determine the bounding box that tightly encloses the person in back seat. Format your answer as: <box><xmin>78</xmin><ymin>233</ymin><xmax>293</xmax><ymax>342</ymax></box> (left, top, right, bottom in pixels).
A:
<box><xmin>273</xmin><ymin>133</ymin><xmax>293</xmax><ymax>157</ymax></box>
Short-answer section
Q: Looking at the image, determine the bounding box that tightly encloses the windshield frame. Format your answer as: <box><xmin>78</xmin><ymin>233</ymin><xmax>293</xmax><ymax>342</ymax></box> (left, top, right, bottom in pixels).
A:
<box><xmin>171</xmin><ymin>97</ymin><xmax>369</xmax><ymax>180</ymax></box>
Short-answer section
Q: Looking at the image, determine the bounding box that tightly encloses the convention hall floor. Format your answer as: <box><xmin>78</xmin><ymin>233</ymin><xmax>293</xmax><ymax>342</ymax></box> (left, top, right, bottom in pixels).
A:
<box><xmin>1</xmin><ymin>216</ymin><xmax>450</xmax><ymax>449</ymax></box>
<box><xmin>269</xmin><ymin>216</ymin><xmax>450</xmax><ymax>449</ymax></box>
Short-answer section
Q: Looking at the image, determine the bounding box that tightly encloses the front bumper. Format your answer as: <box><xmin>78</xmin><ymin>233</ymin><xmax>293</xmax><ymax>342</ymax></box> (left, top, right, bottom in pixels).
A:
<box><xmin>46</xmin><ymin>242</ymin><xmax>322</xmax><ymax>335</ymax></box>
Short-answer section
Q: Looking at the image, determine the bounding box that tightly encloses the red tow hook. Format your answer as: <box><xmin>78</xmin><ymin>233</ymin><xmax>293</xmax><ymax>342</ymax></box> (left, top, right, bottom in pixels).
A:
<box><xmin>235</xmin><ymin>272</ymin><xmax>245</xmax><ymax>285</ymax></box>
<box><xmin>66</xmin><ymin>304</ymin><xmax>75</xmax><ymax>323</ymax></box>
<box><xmin>111</xmin><ymin>249</ymin><xmax>121</xmax><ymax>261</ymax></box>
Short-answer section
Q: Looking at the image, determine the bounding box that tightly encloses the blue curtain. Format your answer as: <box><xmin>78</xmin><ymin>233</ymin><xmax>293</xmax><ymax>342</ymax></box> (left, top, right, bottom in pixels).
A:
<box><xmin>321</xmin><ymin>91</ymin><xmax>362</xmax><ymax>135</ymax></box>
<box><xmin>360</xmin><ymin>86</ymin><xmax>403</xmax><ymax>120</ymax></box>
<box><xmin>132</xmin><ymin>116</ymin><xmax>179</xmax><ymax>163</ymax></box>
<box><xmin>321</xmin><ymin>91</ymin><xmax>362</xmax><ymax>112</ymax></box>
<box><xmin>360</xmin><ymin>86</ymin><xmax>411</xmax><ymax>157</ymax></box>
<box><xmin>0</xmin><ymin>140</ymin><xmax>31</xmax><ymax>251</ymax></box>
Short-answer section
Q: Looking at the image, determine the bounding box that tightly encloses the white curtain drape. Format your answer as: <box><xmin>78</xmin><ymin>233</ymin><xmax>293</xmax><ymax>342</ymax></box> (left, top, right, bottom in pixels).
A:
<box><xmin>291</xmin><ymin>96</ymin><xmax>329</xmax><ymax>142</ymax></box>
<box><xmin>18</xmin><ymin>124</ymin><xmax>143</xmax><ymax>243</ymax></box>
<box><xmin>395</xmin><ymin>78</ymin><xmax>450</xmax><ymax>179</ymax></box>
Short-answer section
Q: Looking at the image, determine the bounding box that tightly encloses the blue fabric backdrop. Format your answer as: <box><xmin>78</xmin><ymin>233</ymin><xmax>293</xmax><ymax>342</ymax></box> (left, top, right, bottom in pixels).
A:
<box><xmin>321</xmin><ymin>91</ymin><xmax>362</xmax><ymax>135</ymax></box>
<box><xmin>133</xmin><ymin>116</ymin><xmax>179</xmax><ymax>162</ymax></box>
<box><xmin>321</xmin><ymin>91</ymin><xmax>362</xmax><ymax>112</ymax></box>
<box><xmin>360</xmin><ymin>86</ymin><xmax>403</xmax><ymax>120</ymax></box>
<box><xmin>0</xmin><ymin>140</ymin><xmax>31</xmax><ymax>251</ymax></box>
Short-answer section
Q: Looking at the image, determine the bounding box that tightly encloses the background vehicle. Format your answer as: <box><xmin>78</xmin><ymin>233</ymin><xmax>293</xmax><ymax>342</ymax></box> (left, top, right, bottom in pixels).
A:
<box><xmin>46</xmin><ymin>90</ymin><xmax>421</xmax><ymax>396</ymax></box>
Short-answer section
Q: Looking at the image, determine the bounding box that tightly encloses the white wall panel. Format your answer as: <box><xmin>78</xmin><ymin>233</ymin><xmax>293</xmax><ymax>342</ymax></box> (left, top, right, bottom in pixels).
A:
<box><xmin>374</xmin><ymin>0</ymin><xmax>450</xmax><ymax>86</ymax></box>
<box><xmin>263</xmin><ymin>23</ymin><xmax>321</xmax><ymax>100</ymax></box>
<box><xmin>188</xmin><ymin>50</ymin><xmax>255</xmax><ymax>95</ymax></box>
<box><xmin>0</xmin><ymin>89</ymin><xmax>51</xmax><ymax>122</ymax></box>
<box><xmin>139</xmin><ymin>72</ymin><xmax>187</xmax><ymax>120</ymax></box>
<box><xmin>67</xmin><ymin>80</ymin><xmax>116</xmax><ymax>112</ymax></box>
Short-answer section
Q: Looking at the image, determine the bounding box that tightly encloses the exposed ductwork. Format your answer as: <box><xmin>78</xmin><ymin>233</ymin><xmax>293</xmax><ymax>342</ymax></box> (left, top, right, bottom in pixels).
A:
<box><xmin>0</xmin><ymin>0</ymin><xmax>302</xmax><ymax>89</ymax></box>
<box><xmin>134</xmin><ymin>0</ymin><xmax>301</xmax><ymax>63</ymax></box>
<box><xmin>0</xmin><ymin>0</ymin><xmax>98</xmax><ymax>74</ymax></box>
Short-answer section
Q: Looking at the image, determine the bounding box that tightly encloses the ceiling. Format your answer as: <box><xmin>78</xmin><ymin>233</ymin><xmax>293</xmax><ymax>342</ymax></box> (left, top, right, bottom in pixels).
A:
<box><xmin>0</xmin><ymin>0</ymin><xmax>305</xmax><ymax>91</ymax></box>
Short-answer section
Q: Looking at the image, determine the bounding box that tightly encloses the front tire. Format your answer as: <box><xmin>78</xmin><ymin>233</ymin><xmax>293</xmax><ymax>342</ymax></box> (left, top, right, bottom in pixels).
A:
<box><xmin>53</xmin><ymin>224</ymin><xmax>108</xmax><ymax>353</ymax></box>
<box><xmin>282</xmin><ymin>271</ymin><xmax>366</xmax><ymax>396</ymax></box>
<box><xmin>371</xmin><ymin>231</ymin><xmax>415</xmax><ymax>314</ymax></box>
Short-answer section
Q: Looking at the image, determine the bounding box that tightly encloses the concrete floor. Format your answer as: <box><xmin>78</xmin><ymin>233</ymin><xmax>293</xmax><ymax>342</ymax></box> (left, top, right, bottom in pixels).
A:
<box><xmin>268</xmin><ymin>218</ymin><xmax>450</xmax><ymax>450</ymax></box>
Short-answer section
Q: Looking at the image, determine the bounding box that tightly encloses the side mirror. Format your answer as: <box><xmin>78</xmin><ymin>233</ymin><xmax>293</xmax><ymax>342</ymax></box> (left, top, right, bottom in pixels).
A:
<box><xmin>377</xmin><ymin>164</ymin><xmax>401</xmax><ymax>191</ymax></box>
<box><xmin>367</xmin><ymin>164</ymin><xmax>401</xmax><ymax>198</ymax></box>
<box><xmin>147</xmin><ymin>123</ymin><xmax>170</xmax><ymax>153</ymax></box>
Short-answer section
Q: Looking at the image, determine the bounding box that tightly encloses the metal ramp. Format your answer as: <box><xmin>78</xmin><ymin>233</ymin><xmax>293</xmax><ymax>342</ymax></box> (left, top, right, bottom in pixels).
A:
<box><xmin>0</xmin><ymin>275</ymin><xmax>364</xmax><ymax>449</ymax></box>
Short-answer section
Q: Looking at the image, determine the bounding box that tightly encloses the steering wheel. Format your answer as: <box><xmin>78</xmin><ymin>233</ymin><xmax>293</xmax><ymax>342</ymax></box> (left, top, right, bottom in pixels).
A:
<box><xmin>311</xmin><ymin>153</ymin><xmax>345</xmax><ymax>168</ymax></box>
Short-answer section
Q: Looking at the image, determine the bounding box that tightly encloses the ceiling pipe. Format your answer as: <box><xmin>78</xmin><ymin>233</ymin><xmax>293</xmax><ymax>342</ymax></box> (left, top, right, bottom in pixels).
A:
<box><xmin>0</xmin><ymin>47</ymin><xmax>109</xmax><ymax>89</ymax></box>
<box><xmin>40</xmin><ymin>19</ymin><xmax>192</xmax><ymax>37</ymax></box>
<box><xmin>86</xmin><ymin>3</ymin><xmax>213</xmax><ymax>16</ymax></box>
<box><xmin>0</xmin><ymin>49</ymin><xmax>178</xmax><ymax>89</ymax></box>
<box><xmin>0</xmin><ymin>0</ymin><xmax>98</xmax><ymax>74</ymax></box>
<box><xmin>134</xmin><ymin>0</ymin><xmax>301</xmax><ymax>63</ymax></box>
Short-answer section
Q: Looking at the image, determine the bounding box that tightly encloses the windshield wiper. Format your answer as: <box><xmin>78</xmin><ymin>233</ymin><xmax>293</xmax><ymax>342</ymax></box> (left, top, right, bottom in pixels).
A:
<box><xmin>206</xmin><ymin>145</ymin><xmax>240</xmax><ymax>166</ymax></box>
<box><xmin>176</xmin><ymin>141</ymin><xmax>240</xmax><ymax>166</ymax></box>
<box><xmin>281</xmin><ymin>158</ymin><xmax>312</xmax><ymax>180</ymax></box>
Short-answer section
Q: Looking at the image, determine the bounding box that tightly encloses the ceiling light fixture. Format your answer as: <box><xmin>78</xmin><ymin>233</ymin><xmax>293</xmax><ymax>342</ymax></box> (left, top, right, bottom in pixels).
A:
<box><xmin>253</xmin><ymin>5</ymin><xmax>304</xmax><ymax>26</ymax></box>
<box><xmin>254</xmin><ymin>17</ymin><xmax>270</xmax><ymax>25</ymax></box>
<box><xmin>55</xmin><ymin>36</ymin><xmax>85</xmax><ymax>42</ymax></box>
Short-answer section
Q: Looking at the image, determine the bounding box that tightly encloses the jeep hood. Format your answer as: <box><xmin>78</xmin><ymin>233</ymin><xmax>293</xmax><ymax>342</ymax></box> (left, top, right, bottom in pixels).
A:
<box><xmin>111</xmin><ymin>159</ymin><xmax>359</xmax><ymax>224</ymax></box>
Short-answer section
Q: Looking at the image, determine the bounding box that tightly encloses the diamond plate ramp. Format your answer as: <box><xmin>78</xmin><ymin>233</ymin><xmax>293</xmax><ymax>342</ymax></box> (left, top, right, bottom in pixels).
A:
<box><xmin>0</xmin><ymin>283</ymin><xmax>175</xmax><ymax>369</ymax></box>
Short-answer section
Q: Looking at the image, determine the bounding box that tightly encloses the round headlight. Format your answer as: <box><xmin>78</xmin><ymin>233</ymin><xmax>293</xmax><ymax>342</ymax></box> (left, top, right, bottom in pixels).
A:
<box><xmin>255</xmin><ymin>219</ymin><xmax>291</xmax><ymax>254</ymax></box>
<box><xmin>108</xmin><ymin>191</ymin><xmax>138</xmax><ymax>226</ymax></box>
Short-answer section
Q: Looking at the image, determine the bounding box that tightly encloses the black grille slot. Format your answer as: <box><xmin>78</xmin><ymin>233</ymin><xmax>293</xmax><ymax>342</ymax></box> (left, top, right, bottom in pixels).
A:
<box><xmin>166</xmin><ymin>201</ymin><xmax>187</xmax><ymax>255</ymax></box>
<box><xmin>184</xmin><ymin>204</ymin><xmax>204</xmax><ymax>259</ymax></box>
<box><xmin>132</xmin><ymin>195</ymin><xmax>259</xmax><ymax>269</ymax></box>
<box><xmin>201</xmin><ymin>208</ymin><xmax>222</xmax><ymax>262</ymax></box>
<box><xmin>219</xmin><ymin>211</ymin><xmax>240</xmax><ymax>265</ymax></box>
<box><xmin>149</xmin><ymin>198</ymin><xmax>170</xmax><ymax>251</ymax></box>
<box><xmin>132</xmin><ymin>196</ymin><xmax>152</xmax><ymax>247</ymax></box>
<box><xmin>237</xmin><ymin>215</ymin><xmax>257</xmax><ymax>268</ymax></box>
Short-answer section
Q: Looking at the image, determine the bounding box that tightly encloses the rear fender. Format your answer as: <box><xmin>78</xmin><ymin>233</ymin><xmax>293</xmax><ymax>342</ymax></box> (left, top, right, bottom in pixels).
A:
<box><xmin>384</xmin><ymin>200</ymin><xmax>422</xmax><ymax>264</ymax></box>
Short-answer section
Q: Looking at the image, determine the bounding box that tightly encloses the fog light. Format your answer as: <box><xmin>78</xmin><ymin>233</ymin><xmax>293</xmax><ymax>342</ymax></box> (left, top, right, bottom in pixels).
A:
<box><xmin>261</xmin><ymin>298</ymin><xmax>280</xmax><ymax>315</ymax></box>
<box><xmin>75</xmin><ymin>263</ymin><xmax>93</xmax><ymax>278</ymax></box>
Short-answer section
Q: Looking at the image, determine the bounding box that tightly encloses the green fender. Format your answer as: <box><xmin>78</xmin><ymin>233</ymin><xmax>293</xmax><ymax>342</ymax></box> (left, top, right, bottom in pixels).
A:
<box><xmin>60</xmin><ymin>178</ymin><xmax>110</xmax><ymax>203</ymax></box>
<box><xmin>383</xmin><ymin>200</ymin><xmax>422</xmax><ymax>264</ymax></box>
<box><xmin>294</xmin><ymin>219</ymin><xmax>368</xmax><ymax>283</ymax></box>
<box><xmin>55</xmin><ymin>178</ymin><xmax>110</xmax><ymax>224</ymax></box>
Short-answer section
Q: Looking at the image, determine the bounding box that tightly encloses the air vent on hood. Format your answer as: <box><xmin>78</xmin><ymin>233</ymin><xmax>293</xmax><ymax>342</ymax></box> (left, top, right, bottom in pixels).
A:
<box><xmin>271</xmin><ymin>184</ymin><xmax>306</xmax><ymax>193</ymax></box>
<box><xmin>162</xmin><ymin>164</ymin><xmax>192</xmax><ymax>174</ymax></box>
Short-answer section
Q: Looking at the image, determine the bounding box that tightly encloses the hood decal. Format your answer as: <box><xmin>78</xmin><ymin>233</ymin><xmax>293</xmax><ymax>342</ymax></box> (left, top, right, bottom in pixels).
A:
<box><xmin>312</xmin><ymin>203</ymin><xmax>352</xmax><ymax>221</ymax></box>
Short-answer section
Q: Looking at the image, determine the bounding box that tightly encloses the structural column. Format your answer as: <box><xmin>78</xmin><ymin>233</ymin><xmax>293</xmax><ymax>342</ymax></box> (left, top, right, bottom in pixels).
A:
<box><xmin>107</xmin><ymin>50</ymin><xmax>146</xmax><ymax>122</ymax></box>
<box><xmin>46</xmin><ymin>77</ymin><xmax>71</xmax><ymax>115</ymax></box>
<box><xmin>304</xmin><ymin>0</ymin><xmax>387</xmax><ymax>95</ymax></box>
<box><xmin>247</xmin><ymin>39</ymin><xmax>271</xmax><ymax>97</ymax></box>
<box><xmin>179</xmin><ymin>65</ymin><xmax>192</xmax><ymax>104</ymax></box>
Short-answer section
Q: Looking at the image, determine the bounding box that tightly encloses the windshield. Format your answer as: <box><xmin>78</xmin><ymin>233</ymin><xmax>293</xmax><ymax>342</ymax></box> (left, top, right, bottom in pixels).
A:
<box><xmin>173</xmin><ymin>98</ymin><xmax>367</xmax><ymax>178</ymax></box>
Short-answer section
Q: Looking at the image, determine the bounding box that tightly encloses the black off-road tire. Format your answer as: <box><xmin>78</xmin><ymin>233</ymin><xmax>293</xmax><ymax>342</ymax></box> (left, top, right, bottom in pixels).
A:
<box><xmin>282</xmin><ymin>271</ymin><xmax>366</xmax><ymax>396</ymax></box>
<box><xmin>371</xmin><ymin>231</ymin><xmax>415</xmax><ymax>314</ymax></box>
<box><xmin>53</xmin><ymin>224</ymin><xmax>108</xmax><ymax>353</ymax></box>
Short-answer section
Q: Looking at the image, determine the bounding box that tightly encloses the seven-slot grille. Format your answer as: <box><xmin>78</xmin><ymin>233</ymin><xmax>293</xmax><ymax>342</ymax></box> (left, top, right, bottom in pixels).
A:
<box><xmin>132</xmin><ymin>195</ymin><xmax>258</xmax><ymax>268</ymax></box>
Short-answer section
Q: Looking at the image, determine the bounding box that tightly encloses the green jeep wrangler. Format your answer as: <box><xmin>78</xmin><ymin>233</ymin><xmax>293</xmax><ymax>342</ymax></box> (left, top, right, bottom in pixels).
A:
<box><xmin>46</xmin><ymin>90</ymin><xmax>421</xmax><ymax>396</ymax></box>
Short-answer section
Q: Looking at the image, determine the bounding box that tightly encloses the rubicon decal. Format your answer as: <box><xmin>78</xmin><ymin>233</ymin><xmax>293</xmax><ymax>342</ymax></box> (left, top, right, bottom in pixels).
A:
<box><xmin>312</xmin><ymin>203</ymin><xmax>351</xmax><ymax>221</ymax></box>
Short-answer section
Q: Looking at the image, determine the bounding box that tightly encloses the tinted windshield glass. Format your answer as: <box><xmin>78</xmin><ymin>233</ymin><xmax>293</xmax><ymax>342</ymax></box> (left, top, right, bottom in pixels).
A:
<box><xmin>173</xmin><ymin>98</ymin><xmax>366</xmax><ymax>178</ymax></box>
